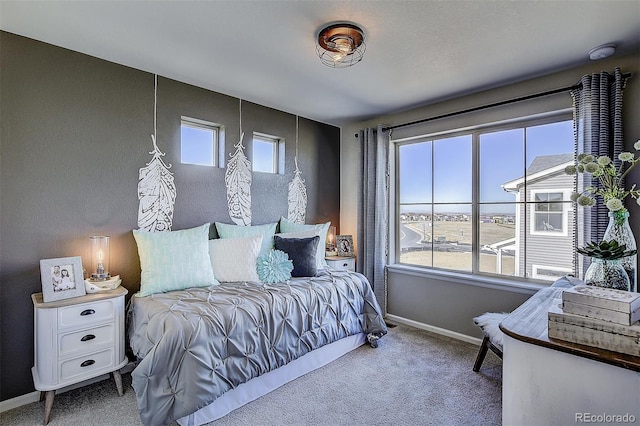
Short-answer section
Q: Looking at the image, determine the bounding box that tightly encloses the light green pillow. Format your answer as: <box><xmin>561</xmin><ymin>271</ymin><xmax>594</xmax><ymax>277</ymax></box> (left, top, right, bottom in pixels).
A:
<box><xmin>133</xmin><ymin>223</ymin><xmax>218</xmax><ymax>297</ymax></box>
<box><xmin>279</xmin><ymin>217</ymin><xmax>331</xmax><ymax>267</ymax></box>
<box><xmin>215</xmin><ymin>222</ymin><xmax>277</xmax><ymax>257</ymax></box>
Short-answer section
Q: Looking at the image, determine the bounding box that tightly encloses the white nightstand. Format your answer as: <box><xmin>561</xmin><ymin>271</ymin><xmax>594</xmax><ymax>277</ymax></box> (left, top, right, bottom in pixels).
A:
<box><xmin>31</xmin><ymin>286</ymin><xmax>128</xmax><ymax>424</ymax></box>
<box><xmin>325</xmin><ymin>256</ymin><xmax>356</xmax><ymax>271</ymax></box>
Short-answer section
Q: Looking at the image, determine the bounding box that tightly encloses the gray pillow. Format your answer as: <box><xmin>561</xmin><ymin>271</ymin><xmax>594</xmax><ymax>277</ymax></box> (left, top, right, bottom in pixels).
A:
<box><xmin>274</xmin><ymin>235</ymin><xmax>320</xmax><ymax>277</ymax></box>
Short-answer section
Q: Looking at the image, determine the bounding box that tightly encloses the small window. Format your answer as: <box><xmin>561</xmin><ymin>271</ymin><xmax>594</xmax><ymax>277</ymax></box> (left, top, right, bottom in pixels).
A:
<box><xmin>530</xmin><ymin>190</ymin><xmax>569</xmax><ymax>235</ymax></box>
<box><xmin>253</xmin><ymin>133</ymin><xmax>284</xmax><ymax>174</ymax></box>
<box><xmin>181</xmin><ymin>117</ymin><xmax>221</xmax><ymax>167</ymax></box>
<box><xmin>532</xmin><ymin>264</ymin><xmax>572</xmax><ymax>281</ymax></box>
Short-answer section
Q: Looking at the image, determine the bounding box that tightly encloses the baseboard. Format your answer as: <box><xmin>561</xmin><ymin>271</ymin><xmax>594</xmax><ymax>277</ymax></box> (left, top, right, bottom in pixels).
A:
<box><xmin>386</xmin><ymin>314</ymin><xmax>483</xmax><ymax>346</ymax></box>
<box><xmin>0</xmin><ymin>361</ymin><xmax>137</xmax><ymax>414</ymax></box>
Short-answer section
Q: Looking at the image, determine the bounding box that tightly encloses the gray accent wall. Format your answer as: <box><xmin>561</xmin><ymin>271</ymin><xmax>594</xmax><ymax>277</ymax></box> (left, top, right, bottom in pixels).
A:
<box><xmin>0</xmin><ymin>31</ymin><xmax>340</xmax><ymax>401</ymax></box>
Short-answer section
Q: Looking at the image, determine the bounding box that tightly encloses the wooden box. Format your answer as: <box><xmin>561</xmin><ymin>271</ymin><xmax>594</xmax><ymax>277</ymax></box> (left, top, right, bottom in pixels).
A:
<box><xmin>548</xmin><ymin>302</ymin><xmax>640</xmax><ymax>356</ymax></box>
<box><xmin>561</xmin><ymin>285</ymin><xmax>640</xmax><ymax>326</ymax></box>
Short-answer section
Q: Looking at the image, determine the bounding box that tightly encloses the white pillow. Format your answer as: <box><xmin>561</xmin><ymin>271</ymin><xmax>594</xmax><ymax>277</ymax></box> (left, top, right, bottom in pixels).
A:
<box><xmin>209</xmin><ymin>235</ymin><xmax>262</xmax><ymax>282</ymax></box>
<box><xmin>277</xmin><ymin>229</ymin><xmax>326</xmax><ymax>270</ymax></box>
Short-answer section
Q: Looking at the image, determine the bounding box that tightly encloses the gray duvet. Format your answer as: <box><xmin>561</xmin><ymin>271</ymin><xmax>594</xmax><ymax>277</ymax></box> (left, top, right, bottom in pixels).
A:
<box><xmin>128</xmin><ymin>269</ymin><xmax>387</xmax><ymax>426</ymax></box>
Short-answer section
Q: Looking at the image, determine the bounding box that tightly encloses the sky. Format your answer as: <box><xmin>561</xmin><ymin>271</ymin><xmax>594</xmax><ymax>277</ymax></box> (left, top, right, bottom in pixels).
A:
<box><xmin>399</xmin><ymin>119</ymin><xmax>574</xmax><ymax>214</ymax></box>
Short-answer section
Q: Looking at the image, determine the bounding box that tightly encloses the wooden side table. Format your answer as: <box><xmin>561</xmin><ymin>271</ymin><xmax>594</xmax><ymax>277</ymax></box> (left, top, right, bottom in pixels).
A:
<box><xmin>31</xmin><ymin>286</ymin><xmax>128</xmax><ymax>424</ymax></box>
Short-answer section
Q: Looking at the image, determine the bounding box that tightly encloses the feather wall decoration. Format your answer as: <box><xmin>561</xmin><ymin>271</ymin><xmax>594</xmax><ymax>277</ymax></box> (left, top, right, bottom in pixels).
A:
<box><xmin>287</xmin><ymin>157</ymin><xmax>307</xmax><ymax>224</ymax></box>
<box><xmin>225</xmin><ymin>132</ymin><xmax>252</xmax><ymax>226</ymax></box>
<box><xmin>287</xmin><ymin>116</ymin><xmax>307</xmax><ymax>224</ymax></box>
<box><xmin>137</xmin><ymin>75</ymin><xmax>176</xmax><ymax>232</ymax></box>
<box><xmin>137</xmin><ymin>134</ymin><xmax>176</xmax><ymax>232</ymax></box>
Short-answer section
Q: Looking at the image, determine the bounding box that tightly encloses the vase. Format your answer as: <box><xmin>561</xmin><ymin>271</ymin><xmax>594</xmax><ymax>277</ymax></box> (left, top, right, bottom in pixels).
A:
<box><xmin>603</xmin><ymin>210</ymin><xmax>637</xmax><ymax>292</ymax></box>
<box><xmin>584</xmin><ymin>258</ymin><xmax>631</xmax><ymax>291</ymax></box>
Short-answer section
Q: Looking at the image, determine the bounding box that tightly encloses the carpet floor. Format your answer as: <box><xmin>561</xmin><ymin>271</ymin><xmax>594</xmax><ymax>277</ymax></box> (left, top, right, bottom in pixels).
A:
<box><xmin>0</xmin><ymin>324</ymin><xmax>502</xmax><ymax>426</ymax></box>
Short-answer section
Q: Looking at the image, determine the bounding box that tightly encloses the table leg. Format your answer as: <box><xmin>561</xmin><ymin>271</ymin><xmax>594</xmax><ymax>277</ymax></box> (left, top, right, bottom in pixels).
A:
<box><xmin>112</xmin><ymin>370</ymin><xmax>124</xmax><ymax>396</ymax></box>
<box><xmin>43</xmin><ymin>390</ymin><xmax>55</xmax><ymax>425</ymax></box>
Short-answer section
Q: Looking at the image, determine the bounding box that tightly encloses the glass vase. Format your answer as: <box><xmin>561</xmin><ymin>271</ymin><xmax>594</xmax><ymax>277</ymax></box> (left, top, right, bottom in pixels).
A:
<box><xmin>584</xmin><ymin>258</ymin><xmax>631</xmax><ymax>291</ymax></box>
<box><xmin>603</xmin><ymin>210</ymin><xmax>637</xmax><ymax>292</ymax></box>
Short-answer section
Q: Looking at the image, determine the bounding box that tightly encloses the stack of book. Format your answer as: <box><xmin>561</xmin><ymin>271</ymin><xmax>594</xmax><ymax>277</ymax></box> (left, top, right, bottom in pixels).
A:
<box><xmin>548</xmin><ymin>285</ymin><xmax>640</xmax><ymax>357</ymax></box>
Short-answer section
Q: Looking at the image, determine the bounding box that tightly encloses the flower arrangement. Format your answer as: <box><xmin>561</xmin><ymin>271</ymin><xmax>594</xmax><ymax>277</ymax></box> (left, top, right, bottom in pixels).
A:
<box><xmin>565</xmin><ymin>140</ymin><xmax>640</xmax><ymax>212</ymax></box>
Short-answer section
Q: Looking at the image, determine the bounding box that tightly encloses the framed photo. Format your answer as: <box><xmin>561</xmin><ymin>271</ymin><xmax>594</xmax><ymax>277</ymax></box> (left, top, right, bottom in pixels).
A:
<box><xmin>336</xmin><ymin>235</ymin><xmax>354</xmax><ymax>257</ymax></box>
<box><xmin>40</xmin><ymin>256</ymin><xmax>86</xmax><ymax>303</ymax></box>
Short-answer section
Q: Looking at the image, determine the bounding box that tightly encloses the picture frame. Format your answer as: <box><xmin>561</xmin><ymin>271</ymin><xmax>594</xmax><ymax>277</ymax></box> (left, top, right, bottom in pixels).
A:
<box><xmin>336</xmin><ymin>235</ymin><xmax>355</xmax><ymax>257</ymax></box>
<box><xmin>40</xmin><ymin>256</ymin><xmax>86</xmax><ymax>303</ymax></box>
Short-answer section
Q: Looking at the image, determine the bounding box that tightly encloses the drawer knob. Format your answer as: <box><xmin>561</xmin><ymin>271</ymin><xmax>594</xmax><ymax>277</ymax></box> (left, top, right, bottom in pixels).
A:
<box><xmin>80</xmin><ymin>359</ymin><xmax>95</xmax><ymax>367</ymax></box>
<box><xmin>80</xmin><ymin>334</ymin><xmax>96</xmax><ymax>342</ymax></box>
<box><xmin>80</xmin><ymin>309</ymin><xmax>95</xmax><ymax>316</ymax></box>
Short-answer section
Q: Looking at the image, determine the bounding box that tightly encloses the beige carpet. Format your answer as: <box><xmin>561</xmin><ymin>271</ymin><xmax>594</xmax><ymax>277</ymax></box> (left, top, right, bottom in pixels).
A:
<box><xmin>0</xmin><ymin>324</ymin><xmax>502</xmax><ymax>426</ymax></box>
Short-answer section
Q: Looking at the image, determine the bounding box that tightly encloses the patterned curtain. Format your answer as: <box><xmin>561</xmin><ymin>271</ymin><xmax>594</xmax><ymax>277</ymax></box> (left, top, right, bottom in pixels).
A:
<box><xmin>357</xmin><ymin>125</ymin><xmax>390</xmax><ymax>314</ymax></box>
<box><xmin>571</xmin><ymin>67</ymin><xmax>628</xmax><ymax>274</ymax></box>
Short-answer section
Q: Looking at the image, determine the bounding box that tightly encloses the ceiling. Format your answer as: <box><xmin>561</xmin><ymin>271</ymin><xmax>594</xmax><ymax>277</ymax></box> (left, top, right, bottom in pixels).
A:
<box><xmin>1</xmin><ymin>1</ymin><xmax>639</xmax><ymax>126</ymax></box>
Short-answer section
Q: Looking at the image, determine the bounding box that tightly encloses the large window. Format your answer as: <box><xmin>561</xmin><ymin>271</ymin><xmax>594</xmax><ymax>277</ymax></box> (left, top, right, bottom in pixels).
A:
<box><xmin>395</xmin><ymin>115</ymin><xmax>576</xmax><ymax>282</ymax></box>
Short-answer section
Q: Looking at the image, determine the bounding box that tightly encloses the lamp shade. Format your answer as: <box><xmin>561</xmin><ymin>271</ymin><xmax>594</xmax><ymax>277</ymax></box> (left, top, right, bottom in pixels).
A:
<box><xmin>90</xmin><ymin>236</ymin><xmax>110</xmax><ymax>280</ymax></box>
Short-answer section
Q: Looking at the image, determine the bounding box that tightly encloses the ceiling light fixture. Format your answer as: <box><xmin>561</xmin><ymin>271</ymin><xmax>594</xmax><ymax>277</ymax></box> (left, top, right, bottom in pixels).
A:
<box><xmin>316</xmin><ymin>22</ymin><xmax>366</xmax><ymax>68</ymax></box>
<box><xmin>588</xmin><ymin>44</ymin><xmax>616</xmax><ymax>60</ymax></box>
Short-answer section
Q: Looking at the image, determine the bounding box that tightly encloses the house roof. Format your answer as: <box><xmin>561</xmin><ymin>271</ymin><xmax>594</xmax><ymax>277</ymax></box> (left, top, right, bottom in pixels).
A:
<box><xmin>502</xmin><ymin>153</ymin><xmax>574</xmax><ymax>191</ymax></box>
<box><xmin>1</xmin><ymin>1</ymin><xmax>639</xmax><ymax>126</ymax></box>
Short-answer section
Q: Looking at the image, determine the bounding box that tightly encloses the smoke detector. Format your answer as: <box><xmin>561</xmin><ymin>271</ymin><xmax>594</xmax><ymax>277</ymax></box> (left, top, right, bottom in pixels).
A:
<box><xmin>588</xmin><ymin>44</ymin><xmax>616</xmax><ymax>60</ymax></box>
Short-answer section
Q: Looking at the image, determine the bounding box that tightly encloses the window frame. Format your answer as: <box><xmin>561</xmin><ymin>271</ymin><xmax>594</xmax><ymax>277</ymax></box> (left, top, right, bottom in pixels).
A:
<box><xmin>180</xmin><ymin>116</ymin><xmax>224</xmax><ymax>167</ymax></box>
<box><xmin>391</xmin><ymin>110</ymin><xmax>576</xmax><ymax>285</ymax></box>
<box><xmin>529</xmin><ymin>188</ymin><xmax>571</xmax><ymax>237</ymax></box>
<box><xmin>252</xmin><ymin>132</ymin><xmax>285</xmax><ymax>175</ymax></box>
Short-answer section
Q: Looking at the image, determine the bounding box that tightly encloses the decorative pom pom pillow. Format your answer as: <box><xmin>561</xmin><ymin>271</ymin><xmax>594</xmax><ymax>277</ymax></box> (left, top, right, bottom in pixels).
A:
<box><xmin>279</xmin><ymin>217</ymin><xmax>330</xmax><ymax>268</ymax></box>
<box><xmin>209</xmin><ymin>235</ymin><xmax>262</xmax><ymax>283</ymax></box>
<box><xmin>274</xmin><ymin>235</ymin><xmax>320</xmax><ymax>277</ymax></box>
<box><xmin>257</xmin><ymin>249</ymin><xmax>293</xmax><ymax>284</ymax></box>
<box><xmin>133</xmin><ymin>223</ymin><xmax>218</xmax><ymax>297</ymax></box>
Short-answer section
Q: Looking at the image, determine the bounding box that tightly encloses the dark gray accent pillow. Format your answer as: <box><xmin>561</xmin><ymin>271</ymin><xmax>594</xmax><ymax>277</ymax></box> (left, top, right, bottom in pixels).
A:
<box><xmin>274</xmin><ymin>235</ymin><xmax>320</xmax><ymax>277</ymax></box>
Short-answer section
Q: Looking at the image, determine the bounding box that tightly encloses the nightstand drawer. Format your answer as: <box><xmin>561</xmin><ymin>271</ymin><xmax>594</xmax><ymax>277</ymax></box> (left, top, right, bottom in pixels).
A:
<box><xmin>59</xmin><ymin>348</ymin><xmax>115</xmax><ymax>382</ymax></box>
<box><xmin>59</xmin><ymin>324</ymin><xmax>115</xmax><ymax>357</ymax></box>
<box><xmin>58</xmin><ymin>299</ymin><xmax>115</xmax><ymax>329</ymax></box>
<box><xmin>325</xmin><ymin>256</ymin><xmax>356</xmax><ymax>271</ymax></box>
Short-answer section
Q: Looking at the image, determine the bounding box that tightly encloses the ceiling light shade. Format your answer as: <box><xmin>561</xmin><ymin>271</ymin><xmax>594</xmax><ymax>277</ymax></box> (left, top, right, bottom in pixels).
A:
<box><xmin>316</xmin><ymin>23</ymin><xmax>366</xmax><ymax>68</ymax></box>
<box><xmin>588</xmin><ymin>44</ymin><xmax>616</xmax><ymax>60</ymax></box>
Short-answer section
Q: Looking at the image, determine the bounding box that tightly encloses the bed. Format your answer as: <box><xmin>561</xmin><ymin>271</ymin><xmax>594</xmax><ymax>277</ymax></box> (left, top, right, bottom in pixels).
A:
<box><xmin>127</xmin><ymin>223</ymin><xmax>387</xmax><ymax>426</ymax></box>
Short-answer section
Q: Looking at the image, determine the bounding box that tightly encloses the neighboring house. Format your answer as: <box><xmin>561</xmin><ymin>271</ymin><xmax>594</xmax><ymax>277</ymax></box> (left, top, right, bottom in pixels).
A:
<box><xmin>502</xmin><ymin>153</ymin><xmax>575</xmax><ymax>281</ymax></box>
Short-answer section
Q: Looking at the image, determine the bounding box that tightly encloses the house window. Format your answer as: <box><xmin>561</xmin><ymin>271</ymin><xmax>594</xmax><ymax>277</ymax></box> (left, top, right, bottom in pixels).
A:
<box><xmin>394</xmin><ymin>115</ymin><xmax>576</xmax><ymax>282</ymax></box>
<box><xmin>180</xmin><ymin>117</ymin><xmax>223</xmax><ymax>167</ymax></box>
<box><xmin>531</xmin><ymin>190</ymin><xmax>569</xmax><ymax>236</ymax></box>
<box><xmin>532</xmin><ymin>264</ymin><xmax>573</xmax><ymax>281</ymax></box>
<box><xmin>252</xmin><ymin>133</ymin><xmax>285</xmax><ymax>174</ymax></box>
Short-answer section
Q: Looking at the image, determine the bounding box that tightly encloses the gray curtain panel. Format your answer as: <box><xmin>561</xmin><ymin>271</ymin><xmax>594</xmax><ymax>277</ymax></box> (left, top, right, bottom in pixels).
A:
<box><xmin>571</xmin><ymin>67</ymin><xmax>628</xmax><ymax>274</ymax></box>
<box><xmin>357</xmin><ymin>125</ymin><xmax>390</xmax><ymax>314</ymax></box>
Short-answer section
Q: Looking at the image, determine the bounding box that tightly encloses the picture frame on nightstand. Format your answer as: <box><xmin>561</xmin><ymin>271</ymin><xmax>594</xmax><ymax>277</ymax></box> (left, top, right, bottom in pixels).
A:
<box><xmin>40</xmin><ymin>256</ymin><xmax>86</xmax><ymax>302</ymax></box>
<box><xmin>336</xmin><ymin>235</ymin><xmax>354</xmax><ymax>257</ymax></box>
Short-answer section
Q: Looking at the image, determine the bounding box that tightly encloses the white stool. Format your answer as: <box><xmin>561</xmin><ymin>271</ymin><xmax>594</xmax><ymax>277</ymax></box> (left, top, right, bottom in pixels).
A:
<box><xmin>472</xmin><ymin>312</ymin><xmax>508</xmax><ymax>372</ymax></box>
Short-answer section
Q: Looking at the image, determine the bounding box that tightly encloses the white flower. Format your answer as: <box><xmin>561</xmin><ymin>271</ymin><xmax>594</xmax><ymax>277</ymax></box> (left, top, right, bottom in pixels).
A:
<box><xmin>584</xmin><ymin>162</ymin><xmax>600</xmax><ymax>174</ymax></box>
<box><xmin>565</xmin><ymin>165</ymin><xmax>577</xmax><ymax>175</ymax></box>
<box><xmin>581</xmin><ymin>154</ymin><xmax>595</xmax><ymax>164</ymax></box>
<box><xmin>619</xmin><ymin>152</ymin><xmax>634</xmax><ymax>162</ymax></box>
<box><xmin>606</xmin><ymin>198</ymin><xmax>624</xmax><ymax>211</ymax></box>
<box><xmin>635</xmin><ymin>140</ymin><xmax>640</xmax><ymax>151</ymax></box>
<box><xmin>577</xmin><ymin>195</ymin><xmax>594</xmax><ymax>206</ymax></box>
<box><xmin>570</xmin><ymin>192</ymin><xmax>580</xmax><ymax>202</ymax></box>
<box><xmin>597</xmin><ymin>156</ymin><xmax>611</xmax><ymax>166</ymax></box>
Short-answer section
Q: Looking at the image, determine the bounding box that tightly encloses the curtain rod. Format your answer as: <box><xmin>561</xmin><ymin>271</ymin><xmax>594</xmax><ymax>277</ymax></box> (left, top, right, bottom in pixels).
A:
<box><xmin>354</xmin><ymin>72</ymin><xmax>631</xmax><ymax>136</ymax></box>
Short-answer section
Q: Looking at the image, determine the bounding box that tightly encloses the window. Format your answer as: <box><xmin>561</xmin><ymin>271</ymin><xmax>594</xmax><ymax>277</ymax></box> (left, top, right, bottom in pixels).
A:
<box><xmin>180</xmin><ymin>117</ymin><xmax>223</xmax><ymax>167</ymax></box>
<box><xmin>252</xmin><ymin>133</ymin><xmax>285</xmax><ymax>174</ymax></box>
<box><xmin>395</xmin><ymin>115</ymin><xmax>576</xmax><ymax>282</ymax></box>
